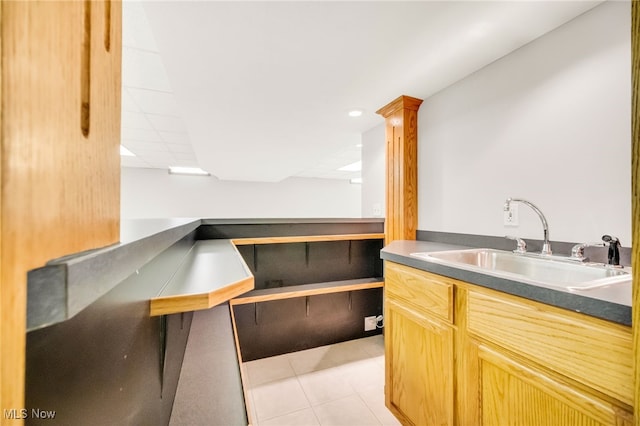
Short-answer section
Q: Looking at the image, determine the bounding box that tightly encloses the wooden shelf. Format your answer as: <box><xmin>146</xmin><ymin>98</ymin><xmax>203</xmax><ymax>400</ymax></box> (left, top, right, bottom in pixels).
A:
<box><xmin>150</xmin><ymin>232</ymin><xmax>384</xmax><ymax>316</ymax></box>
<box><xmin>150</xmin><ymin>240</ymin><xmax>254</xmax><ymax>316</ymax></box>
<box><xmin>231</xmin><ymin>233</ymin><xmax>385</xmax><ymax>245</ymax></box>
<box><xmin>230</xmin><ymin>277</ymin><xmax>384</xmax><ymax>305</ymax></box>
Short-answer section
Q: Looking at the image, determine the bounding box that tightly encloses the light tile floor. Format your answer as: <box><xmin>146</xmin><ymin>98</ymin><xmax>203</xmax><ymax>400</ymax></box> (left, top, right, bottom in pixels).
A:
<box><xmin>243</xmin><ymin>335</ymin><xmax>400</xmax><ymax>426</ymax></box>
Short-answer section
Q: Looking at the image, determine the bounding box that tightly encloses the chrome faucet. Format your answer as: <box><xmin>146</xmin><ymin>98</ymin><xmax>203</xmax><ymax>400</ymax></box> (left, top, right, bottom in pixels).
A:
<box><xmin>504</xmin><ymin>198</ymin><xmax>552</xmax><ymax>255</ymax></box>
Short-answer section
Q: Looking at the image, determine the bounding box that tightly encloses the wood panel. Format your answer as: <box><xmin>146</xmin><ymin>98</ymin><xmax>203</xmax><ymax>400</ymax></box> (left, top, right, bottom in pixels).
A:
<box><xmin>454</xmin><ymin>286</ymin><xmax>481</xmax><ymax>426</ymax></box>
<box><xmin>229</xmin><ymin>305</ymin><xmax>256</xmax><ymax>425</ymax></box>
<box><xmin>632</xmin><ymin>2</ymin><xmax>640</xmax><ymax>425</ymax></box>
<box><xmin>385</xmin><ymin>298</ymin><xmax>454</xmax><ymax>426</ymax></box>
<box><xmin>467</xmin><ymin>290</ymin><xmax>633</xmax><ymax>407</ymax></box>
<box><xmin>385</xmin><ymin>261</ymin><xmax>454</xmax><ymax>323</ymax></box>
<box><xmin>377</xmin><ymin>95</ymin><xmax>423</xmax><ymax>245</ymax></box>
<box><xmin>150</xmin><ymin>277</ymin><xmax>254</xmax><ymax>316</ymax></box>
<box><xmin>479</xmin><ymin>344</ymin><xmax>628</xmax><ymax>426</ymax></box>
<box><xmin>1</xmin><ymin>2</ymin><xmax>121</xmax><ymax>418</ymax></box>
<box><xmin>230</xmin><ymin>280</ymin><xmax>383</xmax><ymax>305</ymax></box>
<box><xmin>231</xmin><ymin>233</ymin><xmax>384</xmax><ymax>245</ymax></box>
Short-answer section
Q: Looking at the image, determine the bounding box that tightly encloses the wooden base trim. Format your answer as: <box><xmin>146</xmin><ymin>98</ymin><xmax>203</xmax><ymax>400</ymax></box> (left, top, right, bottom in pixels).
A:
<box><xmin>229</xmin><ymin>304</ymin><xmax>256</xmax><ymax>426</ymax></box>
<box><xmin>150</xmin><ymin>277</ymin><xmax>254</xmax><ymax>316</ymax></box>
<box><xmin>230</xmin><ymin>280</ymin><xmax>384</xmax><ymax>305</ymax></box>
<box><xmin>231</xmin><ymin>233</ymin><xmax>385</xmax><ymax>245</ymax></box>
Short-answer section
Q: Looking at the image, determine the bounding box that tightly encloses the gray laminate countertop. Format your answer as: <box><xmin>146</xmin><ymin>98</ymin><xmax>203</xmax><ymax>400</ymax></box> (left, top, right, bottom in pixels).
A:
<box><xmin>381</xmin><ymin>240</ymin><xmax>632</xmax><ymax>326</ymax></box>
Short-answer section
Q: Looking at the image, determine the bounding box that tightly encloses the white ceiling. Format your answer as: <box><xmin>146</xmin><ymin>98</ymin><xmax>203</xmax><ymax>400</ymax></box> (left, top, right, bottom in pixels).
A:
<box><xmin>120</xmin><ymin>0</ymin><xmax>603</xmax><ymax>182</ymax></box>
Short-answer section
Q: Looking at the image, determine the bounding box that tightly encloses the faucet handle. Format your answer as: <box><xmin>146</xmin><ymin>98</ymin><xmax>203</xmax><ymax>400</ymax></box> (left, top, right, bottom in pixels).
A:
<box><xmin>505</xmin><ymin>235</ymin><xmax>527</xmax><ymax>254</ymax></box>
<box><xmin>570</xmin><ymin>242</ymin><xmax>604</xmax><ymax>261</ymax></box>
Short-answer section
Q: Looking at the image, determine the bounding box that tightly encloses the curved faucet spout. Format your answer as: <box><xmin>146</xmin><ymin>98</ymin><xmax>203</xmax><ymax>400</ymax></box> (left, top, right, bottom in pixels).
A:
<box><xmin>504</xmin><ymin>197</ymin><xmax>552</xmax><ymax>255</ymax></box>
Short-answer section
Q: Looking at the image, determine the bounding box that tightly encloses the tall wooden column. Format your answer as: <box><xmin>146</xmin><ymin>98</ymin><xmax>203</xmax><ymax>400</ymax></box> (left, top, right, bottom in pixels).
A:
<box><xmin>631</xmin><ymin>2</ymin><xmax>640</xmax><ymax>425</ymax></box>
<box><xmin>376</xmin><ymin>95</ymin><xmax>423</xmax><ymax>245</ymax></box>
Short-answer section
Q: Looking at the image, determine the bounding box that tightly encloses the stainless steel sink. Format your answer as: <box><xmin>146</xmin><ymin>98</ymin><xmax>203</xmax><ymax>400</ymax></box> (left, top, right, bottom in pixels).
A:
<box><xmin>410</xmin><ymin>248</ymin><xmax>631</xmax><ymax>291</ymax></box>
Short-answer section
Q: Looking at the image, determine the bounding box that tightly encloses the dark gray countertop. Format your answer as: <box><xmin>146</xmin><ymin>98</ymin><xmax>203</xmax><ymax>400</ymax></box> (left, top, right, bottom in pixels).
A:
<box><xmin>381</xmin><ymin>240</ymin><xmax>632</xmax><ymax>326</ymax></box>
<box><xmin>27</xmin><ymin>218</ymin><xmax>383</xmax><ymax>331</ymax></box>
<box><xmin>28</xmin><ymin>219</ymin><xmax>202</xmax><ymax>331</ymax></box>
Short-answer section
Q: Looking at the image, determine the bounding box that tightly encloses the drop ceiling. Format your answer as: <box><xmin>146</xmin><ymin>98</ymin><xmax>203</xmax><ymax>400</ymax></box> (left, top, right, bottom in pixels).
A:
<box><xmin>120</xmin><ymin>0</ymin><xmax>603</xmax><ymax>182</ymax></box>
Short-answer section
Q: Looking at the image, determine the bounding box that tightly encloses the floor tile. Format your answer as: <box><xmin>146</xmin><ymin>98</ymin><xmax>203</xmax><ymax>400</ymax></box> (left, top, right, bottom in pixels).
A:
<box><xmin>251</xmin><ymin>377</ymin><xmax>310</xmax><ymax>421</ymax></box>
<box><xmin>313</xmin><ymin>394</ymin><xmax>381</xmax><ymax>426</ymax></box>
<box><xmin>244</xmin><ymin>337</ymin><xmax>398</xmax><ymax>426</ymax></box>
<box><xmin>358</xmin><ymin>335</ymin><xmax>386</xmax><ymax>357</ymax></box>
<box><xmin>335</xmin><ymin>358</ymin><xmax>384</xmax><ymax>390</ymax></box>
<box><xmin>358</xmin><ymin>385</ymin><xmax>401</xmax><ymax>426</ymax></box>
<box><xmin>245</xmin><ymin>353</ymin><xmax>295</xmax><ymax>387</ymax></box>
<box><xmin>259</xmin><ymin>407</ymin><xmax>320</xmax><ymax>426</ymax></box>
<box><xmin>297</xmin><ymin>366</ymin><xmax>355</xmax><ymax>405</ymax></box>
<box><xmin>288</xmin><ymin>345</ymin><xmax>338</xmax><ymax>375</ymax></box>
<box><xmin>324</xmin><ymin>339</ymin><xmax>377</xmax><ymax>365</ymax></box>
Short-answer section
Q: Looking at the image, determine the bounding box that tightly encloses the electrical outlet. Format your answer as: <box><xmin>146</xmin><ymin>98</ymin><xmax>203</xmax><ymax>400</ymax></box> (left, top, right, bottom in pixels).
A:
<box><xmin>364</xmin><ymin>316</ymin><xmax>377</xmax><ymax>331</ymax></box>
<box><xmin>504</xmin><ymin>203</ymin><xmax>519</xmax><ymax>226</ymax></box>
<box><xmin>372</xmin><ymin>203</ymin><xmax>382</xmax><ymax>217</ymax></box>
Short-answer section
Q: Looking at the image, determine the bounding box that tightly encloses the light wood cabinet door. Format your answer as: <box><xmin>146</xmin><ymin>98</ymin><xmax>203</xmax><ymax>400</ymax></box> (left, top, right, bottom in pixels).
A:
<box><xmin>477</xmin><ymin>344</ymin><xmax>633</xmax><ymax>426</ymax></box>
<box><xmin>384</xmin><ymin>298</ymin><xmax>454</xmax><ymax>426</ymax></box>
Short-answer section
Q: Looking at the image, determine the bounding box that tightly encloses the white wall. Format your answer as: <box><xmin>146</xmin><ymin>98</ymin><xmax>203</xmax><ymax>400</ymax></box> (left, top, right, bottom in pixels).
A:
<box><xmin>419</xmin><ymin>1</ymin><xmax>631</xmax><ymax>245</ymax></box>
<box><xmin>361</xmin><ymin>123</ymin><xmax>386</xmax><ymax>218</ymax></box>
<box><xmin>121</xmin><ymin>168</ymin><xmax>361</xmax><ymax>219</ymax></box>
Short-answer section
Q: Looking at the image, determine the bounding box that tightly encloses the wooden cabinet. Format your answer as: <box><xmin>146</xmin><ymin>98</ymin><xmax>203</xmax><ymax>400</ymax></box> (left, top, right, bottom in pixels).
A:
<box><xmin>476</xmin><ymin>344</ymin><xmax>633</xmax><ymax>426</ymax></box>
<box><xmin>384</xmin><ymin>261</ymin><xmax>456</xmax><ymax>425</ymax></box>
<box><xmin>383</xmin><ymin>261</ymin><xmax>634</xmax><ymax>426</ymax></box>
<box><xmin>1</xmin><ymin>1</ymin><xmax>121</xmax><ymax>416</ymax></box>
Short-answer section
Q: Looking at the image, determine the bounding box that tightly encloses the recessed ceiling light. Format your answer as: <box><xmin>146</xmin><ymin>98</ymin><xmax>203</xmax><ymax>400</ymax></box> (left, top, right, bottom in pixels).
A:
<box><xmin>120</xmin><ymin>145</ymin><xmax>136</xmax><ymax>157</ymax></box>
<box><xmin>356</xmin><ymin>144</ymin><xmax>363</xmax><ymax>148</ymax></box>
<box><xmin>338</xmin><ymin>161</ymin><xmax>362</xmax><ymax>172</ymax></box>
<box><xmin>348</xmin><ymin>109</ymin><xmax>363</xmax><ymax>117</ymax></box>
<box><xmin>350</xmin><ymin>177</ymin><xmax>362</xmax><ymax>184</ymax></box>
<box><xmin>168</xmin><ymin>166</ymin><xmax>211</xmax><ymax>176</ymax></box>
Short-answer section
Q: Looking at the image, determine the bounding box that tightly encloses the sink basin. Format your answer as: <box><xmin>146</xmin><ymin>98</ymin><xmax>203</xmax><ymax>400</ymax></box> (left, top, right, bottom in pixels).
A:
<box><xmin>410</xmin><ymin>248</ymin><xmax>631</xmax><ymax>291</ymax></box>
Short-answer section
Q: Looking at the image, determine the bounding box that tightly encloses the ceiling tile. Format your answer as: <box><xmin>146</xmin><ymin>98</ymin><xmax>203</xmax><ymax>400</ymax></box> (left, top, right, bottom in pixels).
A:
<box><xmin>171</xmin><ymin>152</ymin><xmax>196</xmax><ymax>161</ymax></box>
<box><xmin>159</xmin><ymin>131</ymin><xmax>191</xmax><ymax>145</ymax></box>
<box><xmin>126</xmin><ymin>88</ymin><xmax>181</xmax><ymax>116</ymax></box>
<box><xmin>147</xmin><ymin>160</ymin><xmax>173</xmax><ymax>169</ymax></box>
<box><xmin>121</xmin><ymin>156</ymin><xmax>151</xmax><ymax>168</ymax></box>
<box><xmin>167</xmin><ymin>144</ymin><xmax>193</xmax><ymax>154</ymax></box>
<box><xmin>121</xmin><ymin>88</ymin><xmax>141</xmax><ymax>112</ymax></box>
<box><xmin>122</xmin><ymin>141</ymin><xmax>169</xmax><ymax>152</ymax></box>
<box><xmin>121</xmin><ymin>111</ymin><xmax>154</xmax><ymax>130</ymax></box>
<box><xmin>121</xmin><ymin>127</ymin><xmax>163</xmax><ymax>142</ymax></box>
<box><xmin>146</xmin><ymin>114</ymin><xmax>187</xmax><ymax>133</ymax></box>
<box><xmin>122</xmin><ymin>47</ymin><xmax>172</xmax><ymax>92</ymax></box>
<box><xmin>129</xmin><ymin>148</ymin><xmax>175</xmax><ymax>158</ymax></box>
<box><xmin>123</xmin><ymin>2</ymin><xmax>160</xmax><ymax>51</ymax></box>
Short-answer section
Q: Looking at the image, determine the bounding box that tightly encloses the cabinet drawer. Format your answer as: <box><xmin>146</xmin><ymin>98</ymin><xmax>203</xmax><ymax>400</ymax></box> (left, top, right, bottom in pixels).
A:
<box><xmin>467</xmin><ymin>290</ymin><xmax>633</xmax><ymax>406</ymax></box>
<box><xmin>384</xmin><ymin>261</ymin><xmax>454</xmax><ymax>323</ymax></box>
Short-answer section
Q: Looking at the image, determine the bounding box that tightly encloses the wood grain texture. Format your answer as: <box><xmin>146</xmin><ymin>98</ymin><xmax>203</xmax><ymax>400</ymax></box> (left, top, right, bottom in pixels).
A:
<box><xmin>632</xmin><ymin>2</ymin><xmax>640</xmax><ymax>425</ymax></box>
<box><xmin>387</xmin><ymin>264</ymin><xmax>633</xmax><ymax>425</ymax></box>
<box><xmin>231</xmin><ymin>233</ymin><xmax>384</xmax><ymax>245</ymax></box>
<box><xmin>229</xmin><ymin>305</ymin><xmax>256</xmax><ymax>426</ymax></box>
<box><xmin>376</xmin><ymin>95</ymin><xmax>423</xmax><ymax>245</ymax></box>
<box><xmin>467</xmin><ymin>290</ymin><xmax>633</xmax><ymax>407</ymax></box>
<box><xmin>385</xmin><ymin>298</ymin><xmax>454</xmax><ymax>426</ymax></box>
<box><xmin>1</xmin><ymin>2</ymin><xmax>121</xmax><ymax>418</ymax></box>
<box><xmin>150</xmin><ymin>277</ymin><xmax>254</xmax><ymax>316</ymax></box>
<box><xmin>454</xmin><ymin>287</ymin><xmax>481</xmax><ymax>426</ymax></box>
<box><xmin>229</xmin><ymin>280</ymin><xmax>383</xmax><ymax>305</ymax></box>
<box><xmin>479</xmin><ymin>344</ymin><xmax>623</xmax><ymax>426</ymax></box>
<box><xmin>385</xmin><ymin>261</ymin><xmax>455</xmax><ymax>323</ymax></box>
